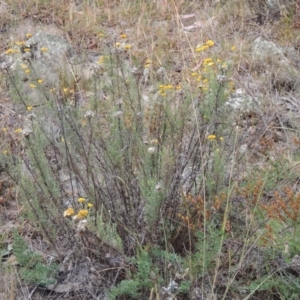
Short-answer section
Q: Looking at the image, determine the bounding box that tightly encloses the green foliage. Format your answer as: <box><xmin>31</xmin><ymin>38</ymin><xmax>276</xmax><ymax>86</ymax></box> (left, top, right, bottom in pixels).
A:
<box><xmin>178</xmin><ymin>280</ymin><xmax>192</xmax><ymax>295</ymax></box>
<box><xmin>12</xmin><ymin>232</ymin><xmax>58</xmax><ymax>286</ymax></box>
<box><xmin>190</xmin><ymin>225</ymin><xmax>222</xmax><ymax>275</ymax></box>
<box><xmin>94</xmin><ymin>211</ymin><xmax>123</xmax><ymax>253</ymax></box>
<box><xmin>109</xmin><ymin>248</ymin><xmax>156</xmax><ymax>299</ymax></box>
<box><xmin>109</xmin><ymin>279</ymin><xmax>140</xmax><ymax>299</ymax></box>
<box><xmin>135</xmin><ymin>249</ymin><xmax>154</xmax><ymax>289</ymax></box>
<box><xmin>249</xmin><ymin>273</ymin><xmax>300</xmax><ymax>300</ymax></box>
<box><xmin>6</xmin><ymin>10</ymin><xmax>300</xmax><ymax>299</ymax></box>
<box><xmin>151</xmin><ymin>246</ymin><xmax>184</xmax><ymax>267</ymax></box>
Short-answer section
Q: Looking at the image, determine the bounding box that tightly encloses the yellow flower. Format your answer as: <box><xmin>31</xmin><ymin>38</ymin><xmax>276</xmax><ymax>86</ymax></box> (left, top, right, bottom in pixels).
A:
<box><xmin>231</xmin><ymin>45</ymin><xmax>236</xmax><ymax>51</ymax></box>
<box><xmin>25</xmin><ymin>69</ymin><xmax>30</xmax><ymax>74</ymax></box>
<box><xmin>2</xmin><ymin>128</ymin><xmax>7</xmax><ymax>132</ymax></box>
<box><xmin>203</xmin><ymin>58</ymin><xmax>213</xmax><ymax>64</ymax></box>
<box><xmin>27</xmin><ymin>106</ymin><xmax>33</xmax><ymax>111</ymax></box>
<box><xmin>145</xmin><ymin>59</ymin><xmax>152</xmax><ymax>65</ymax></box>
<box><xmin>206</xmin><ymin>40</ymin><xmax>215</xmax><ymax>47</ymax></box>
<box><xmin>120</xmin><ymin>33</ymin><xmax>127</xmax><ymax>39</ymax></box>
<box><xmin>29</xmin><ymin>83</ymin><xmax>36</xmax><ymax>88</ymax></box>
<box><xmin>195</xmin><ymin>46</ymin><xmax>206</xmax><ymax>52</ymax></box>
<box><xmin>207</xmin><ymin>62</ymin><xmax>214</xmax><ymax>66</ymax></box>
<box><xmin>2</xmin><ymin>150</ymin><xmax>8</xmax><ymax>154</ymax></box>
<box><xmin>24</xmin><ymin>48</ymin><xmax>31</xmax><ymax>53</ymax></box>
<box><xmin>5</xmin><ymin>48</ymin><xmax>16</xmax><ymax>54</ymax></box>
<box><xmin>78</xmin><ymin>197</ymin><xmax>86</xmax><ymax>203</ymax></box>
<box><xmin>191</xmin><ymin>72</ymin><xmax>198</xmax><ymax>77</ymax></box>
<box><xmin>220</xmin><ymin>137</ymin><xmax>224</xmax><ymax>141</ymax></box>
<box><xmin>15</xmin><ymin>128</ymin><xmax>22</xmax><ymax>134</ymax></box>
<box><xmin>63</xmin><ymin>207</ymin><xmax>75</xmax><ymax>217</ymax></box>
<box><xmin>21</xmin><ymin>63</ymin><xmax>28</xmax><ymax>69</ymax></box>
<box><xmin>207</xmin><ymin>135</ymin><xmax>216</xmax><ymax>140</ymax></box>
<box><xmin>63</xmin><ymin>88</ymin><xmax>69</xmax><ymax>93</ymax></box>
<box><xmin>115</xmin><ymin>42</ymin><xmax>121</xmax><ymax>48</ymax></box>
<box><xmin>26</xmin><ymin>33</ymin><xmax>32</xmax><ymax>39</ymax></box>
<box><xmin>150</xmin><ymin>139</ymin><xmax>159</xmax><ymax>145</ymax></box>
<box><xmin>37</xmin><ymin>79</ymin><xmax>43</xmax><ymax>84</ymax></box>
<box><xmin>40</xmin><ymin>47</ymin><xmax>48</xmax><ymax>52</ymax></box>
<box><xmin>124</xmin><ymin>44</ymin><xmax>132</xmax><ymax>50</ymax></box>
<box><xmin>77</xmin><ymin>209</ymin><xmax>89</xmax><ymax>219</ymax></box>
<box><xmin>87</xmin><ymin>203</ymin><xmax>93</xmax><ymax>208</ymax></box>
<box><xmin>98</xmin><ymin>56</ymin><xmax>104</xmax><ymax>64</ymax></box>
<box><xmin>15</xmin><ymin>41</ymin><xmax>25</xmax><ymax>46</ymax></box>
<box><xmin>222</xmin><ymin>62</ymin><xmax>227</xmax><ymax>69</ymax></box>
<box><xmin>228</xmin><ymin>81</ymin><xmax>235</xmax><ymax>92</ymax></box>
<box><xmin>98</xmin><ymin>33</ymin><xmax>105</xmax><ymax>38</ymax></box>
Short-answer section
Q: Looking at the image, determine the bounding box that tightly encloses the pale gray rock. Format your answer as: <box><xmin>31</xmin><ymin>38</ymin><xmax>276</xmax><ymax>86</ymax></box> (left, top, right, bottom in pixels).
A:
<box><xmin>252</xmin><ymin>36</ymin><xmax>300</xmax><ymax>94</ymax></box>
<box><xmin>226</xmin><ymin>88</ymin><xmax>259</xmax><ymax>111</ymax></box>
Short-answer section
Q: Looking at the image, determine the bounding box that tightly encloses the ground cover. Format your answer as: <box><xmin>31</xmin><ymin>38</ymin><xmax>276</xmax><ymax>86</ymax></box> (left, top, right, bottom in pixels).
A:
<box><xmin>1</xmin><ymin>0</ymin><xmax>300</xmax><ymax>299</ymax></box>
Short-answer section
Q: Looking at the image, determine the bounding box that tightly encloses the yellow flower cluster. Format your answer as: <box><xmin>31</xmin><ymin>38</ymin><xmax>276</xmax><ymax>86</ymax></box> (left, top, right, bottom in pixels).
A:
<box><xmin>159</xmin><ymin>84</ymin><xmax>173</xmax><ymax>96</ymax></box>
<box><xmin>191</xmin><ymin>57</ymin><xmax>231</xmax><ymax>92</ymax></box>
<box><xmin>114</xmin><ymin>33</ymin><xmax>132</xmax><ymax>50</ymax></box>
<box><xmin>144</xmin><ymin>59</ymin><xmax>152</xmax><ymax>69</ymax></box>
<box><xmin>196</xmin><ymin>40</ymin><xmax>215</xmax><ymax>52</ymax></box>
<box><xmin>15</xmin><ymin>41</ymin><xmax>25</xmax><ymax>46</ymax></box>
<box><xmin>15</xmin><ymin>128</ymin><xmax>22</xmax><ymax>134</ymax></box>
<box><xmin>78</xmin><ymin>197</ymin><xmax>85</xmax><ymax>203</ymax></box>
<box><xmin>191</xmin><ymin>71</ymin><xmax>209</xmax><ymax>91</ymax></box>
<box><xmin>203</xmin><ymin>57</ymin><xmax>214</xmax><ymax>67</ymax></box>
<box><xmin>97</xmin><ymin>56</ymin><xmax>105</xmax><ymax>64</ymax></box>
<box><xmin>62</xmin><ymin>87</ymin><xmax>74</xmax><ymax>95</ymax></box>
<box><xmin>158</xmin><ymin>84</ymin><xmax>182</xmax><ymax>96</ymax></box>
<box><xmin>5</xmin><ymin>48</ymin><xmax>19</xmax><ymax>55</ymax></box>
<box><xmin>207</xmin><ymin>135</ymin><xmax>224</xmax><ymax>141</ymax></box>
<box><xmin>207</xmin><ymin>134</ymin><xmax>216</xmax><ymax>140</ymax></box>
<box><xmin>63</xmin><ymin>207</ymin><xmax>74</xmax><ymax>217</ymax></box>
<box><xmin>77</xmin><ymin>209</ymin><xmax>89</xmax><ymax>219</ymax></box>
<box><xmin>97</xmin><ymin>55</ymin><xmax>110</xmax><ymax>64</ymax></box>
<box><xmin>115</xmin><ymin>42</ymin><xmax>132</xmax><ymax>50</ymax></box>
<box><xmin>63</xmin><ymin>197</ymin><xmax>93</xmax><ymax>219</ymax></box>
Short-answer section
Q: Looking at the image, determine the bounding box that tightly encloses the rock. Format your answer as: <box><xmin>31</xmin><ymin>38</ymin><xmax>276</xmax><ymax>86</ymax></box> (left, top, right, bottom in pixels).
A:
<box><xmin>252</xmin><ymin>37</ymin><xmax>300</xmax><ymax>93</ymax></box>
<box><xmin>226</xmin><ymin>88</ymin><xmax>259</xmax><ymax>112</ymax></box>
<box><xmin>252</xmin><ymin>36</ymin><xmax>292</xmax><ymax>61</ymax></box>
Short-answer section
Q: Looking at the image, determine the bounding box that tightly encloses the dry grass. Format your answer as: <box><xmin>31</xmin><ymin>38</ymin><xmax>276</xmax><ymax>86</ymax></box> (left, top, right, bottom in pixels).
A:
<box><xmin>1</xmin><ymin>0</ymin><xmax>300</xmax><ymax>299</ymax></box>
